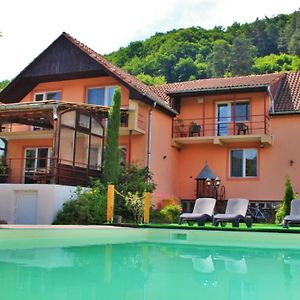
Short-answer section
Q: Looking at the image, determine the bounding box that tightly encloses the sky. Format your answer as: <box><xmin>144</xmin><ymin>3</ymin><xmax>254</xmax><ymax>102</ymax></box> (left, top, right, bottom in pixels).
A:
<box><xmin>0</xmin><ymin>0</ymin><xmax>299</xmax><ymax>80</ymax></box>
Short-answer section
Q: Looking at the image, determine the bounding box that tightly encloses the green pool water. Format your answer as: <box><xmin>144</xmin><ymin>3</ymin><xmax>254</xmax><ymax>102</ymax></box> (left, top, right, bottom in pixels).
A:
<box><xmin>1</xmin><ymin>241</ymin><xmax>300</xmax><ymax>300</ymax></box>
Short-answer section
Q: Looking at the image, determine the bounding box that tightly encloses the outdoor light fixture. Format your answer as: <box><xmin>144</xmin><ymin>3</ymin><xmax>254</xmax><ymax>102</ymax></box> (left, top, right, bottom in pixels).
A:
<box><xmin>215</xmin><ymin>176</ymin><xmax>220</xmax><ymax>186</ymax></box>
<box><xmin>205</xmin><ymin>177</ymin><xmax>211</xmax><ymax>186</ymax></box>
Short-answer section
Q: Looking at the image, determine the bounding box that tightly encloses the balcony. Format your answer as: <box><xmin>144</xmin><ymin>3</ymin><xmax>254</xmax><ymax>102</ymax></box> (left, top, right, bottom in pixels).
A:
<box><xmin>119</xmin><ymin>108</ymin><xmax>146</xmax><ymax>135</ymax></box>
<box><xmin>0</xmin><ymin>109</ymin><xmax>146</xmax><ymax>139</ymax></box>
<box><xmin>1</xmin><ymin>157</ymin><xmax>101</xmax><ymax>187</ymax></box>
<box><xmin>172</xmin><ymin>114</ymin><xmax>272</xmax><ymax>147</ymax></box>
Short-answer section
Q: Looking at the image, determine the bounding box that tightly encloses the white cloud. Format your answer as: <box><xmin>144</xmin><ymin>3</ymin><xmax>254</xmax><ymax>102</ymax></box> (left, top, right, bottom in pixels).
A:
<box><xmin>0</xmin><ymin>0</ymin><xmax>299</xmax><ymax>80</ymax></box>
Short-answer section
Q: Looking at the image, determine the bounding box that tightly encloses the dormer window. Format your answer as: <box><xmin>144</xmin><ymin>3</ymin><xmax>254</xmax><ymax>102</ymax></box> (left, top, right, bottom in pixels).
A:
<box><xmin>87</xmin><ymin>86</ymin><xmax>117</xmax><ymax>106</ymax></box>
<box><xmin>34</xmin><ymin>91</ymin><xmax>61</xmax><ymax>101</ymax></box>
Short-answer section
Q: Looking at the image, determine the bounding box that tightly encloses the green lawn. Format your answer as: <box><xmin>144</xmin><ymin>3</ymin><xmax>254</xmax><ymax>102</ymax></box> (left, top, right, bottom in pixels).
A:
<box><xmin>137</xmin><ymin>222</ymin><xmax>300</xmax><ymax>233</ymax></box>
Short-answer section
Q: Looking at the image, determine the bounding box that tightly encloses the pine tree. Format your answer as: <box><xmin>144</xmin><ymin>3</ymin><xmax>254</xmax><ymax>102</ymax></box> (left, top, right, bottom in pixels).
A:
<box><xmin>207</xmin><ymin>40</ymin><xmax>231</xmax><ymax>77</ymax></box>
<box><xmin>288</xmin><ymin>12</ymin><xmax>300</xmax><ymax>56</ymax></box>
<box><xmin>229</xmin><ymin>35</ymin><xmax>254</xmax><ymax>76</ymax></box>
<box><xmin>275</xmin><ymin>176</ymin><xmax>295</xmax><ymax>224</ymax></box>
<box><xmin>103</xmin><ymin>88</ymin><xmax>121</xmax><ymax>184</ymax></box>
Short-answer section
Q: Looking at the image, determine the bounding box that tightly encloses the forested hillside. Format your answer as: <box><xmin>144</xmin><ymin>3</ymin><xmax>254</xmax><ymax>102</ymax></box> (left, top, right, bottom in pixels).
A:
<box><xmin>0</xmin><ymin>80</ymin><xmax>9</xmax><ymax>91</ymax></box>
<box><xmin>106</xmin><ymin>10</ymin><xmax>300</xmax><ymax>84</ymax></box>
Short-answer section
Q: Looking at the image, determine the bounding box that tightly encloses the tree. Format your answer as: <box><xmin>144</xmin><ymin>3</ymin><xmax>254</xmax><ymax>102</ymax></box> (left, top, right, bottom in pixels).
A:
<box><xmin>207</xmin><ymin>40</ymin><xmax>231</xmax><ymax>77</ymax></box>
<box><xmin>0</xmin><ymin>80</ymin><xmax>10</xmax><ymax>91</ymax></box>
<box><xmin>229</xmin><ymin>36</ymin><xmax>255</xmax><ymax>76</ymax></box>
<box><xmin>136</xmin><ymin>73</ymin><xmax>166</xmax><ymax>85</ymax></box>
<box><xmin>253</xmin><ymin>54</ymin><xmax>300</xmax><ymax>74</ymax></box>
<box><xmin>174</xmin><ymin>57</ymin><xmax>198</xmax><ymax>81</ymax></box>
<box><xmin>102</xmin><ymin>88</ymin><xmax>121</xmax><ymax>184</ymax></box>
<box><xmin>288</xmin><ymin>12</ymin><xmax>300</xmax><ymax>56</ymax></box>
<box><xmin>276</xmin><ymin>176</ymin><xmax>295</xmax><ymax>224</ymax></box>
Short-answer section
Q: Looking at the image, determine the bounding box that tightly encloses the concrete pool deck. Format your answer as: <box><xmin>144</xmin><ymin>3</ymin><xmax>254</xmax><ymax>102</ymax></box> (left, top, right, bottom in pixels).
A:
<box><xmin>0</xmin><ymin>224</ymin><xmax>129</xmax><ymax>229</ymax></box>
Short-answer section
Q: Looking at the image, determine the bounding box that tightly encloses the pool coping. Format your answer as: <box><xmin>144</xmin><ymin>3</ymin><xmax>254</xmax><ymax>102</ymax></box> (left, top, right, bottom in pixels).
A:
<box><xmin>113</xmin><ymin>223</ymin><xmax>300</xmax><ymax>234</ymax></box>
<box><xmin>1</xmin><ymin>223</ymin><xmax>300</xmax><ymax>234</ymax></box>
<box><xmin>0</xmin><ymin>225</ymin><xmax>127</xmax><ymax>230</ymax></box>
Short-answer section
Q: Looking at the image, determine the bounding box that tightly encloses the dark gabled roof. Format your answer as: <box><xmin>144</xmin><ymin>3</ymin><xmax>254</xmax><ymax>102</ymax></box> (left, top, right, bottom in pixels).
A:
<box><xmin>62</xmin><ymin>33</ymin><xmax>176</xmax><ymax>114</ymax></box>
<box><xmin>0</xmin><ymin>32</ymin><xmax>176</xmax><ymax>115</ymax></box>
<box><xmin>273</xmin><ymin>71</ymin><xmax>300</xmax><ymax>113</ymax></box>
<box><xmin>195</xmin><ymin>163</ymin><xmax>217</xmax><ymax>180</ymax></box>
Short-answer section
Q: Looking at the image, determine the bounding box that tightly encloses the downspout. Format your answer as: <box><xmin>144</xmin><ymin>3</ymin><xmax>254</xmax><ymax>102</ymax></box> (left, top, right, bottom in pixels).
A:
<box><xmin>147</xmin><ymin>101</ymin><xmax>157</xmax><ymax>171</ymax></box>
<box><xmin>267</xmin><ymin>85</ymin><xmax>275</xmax><ymax>113</ymax></box>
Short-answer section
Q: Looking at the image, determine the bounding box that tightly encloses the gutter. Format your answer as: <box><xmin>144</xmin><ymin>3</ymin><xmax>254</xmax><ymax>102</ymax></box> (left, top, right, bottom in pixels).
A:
<box><xmin>270</xmin><ymin>111</ymin><xmax>300</xmax><ymax>116</ymax></box>
<box><xmin>267</xmin><ymin>85</ymin><xmax>275</xmax><ymax>113</ymax></box>
<box><xmin>166</xmin><ymin>84</ymin><xmax>269</xmax><ymax>96</ymax></box>
<box><xmin>147</xmin><ymin>101</ymin><xmax>157</xmax><ymax>172</ymax></box>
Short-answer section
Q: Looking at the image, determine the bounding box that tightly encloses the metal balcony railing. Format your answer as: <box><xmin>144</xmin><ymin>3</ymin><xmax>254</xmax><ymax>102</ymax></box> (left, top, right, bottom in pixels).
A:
<box><xmin>172</xmin><ymin>114</ymin><xmax>270</xmax><ymax>138</ymax></box>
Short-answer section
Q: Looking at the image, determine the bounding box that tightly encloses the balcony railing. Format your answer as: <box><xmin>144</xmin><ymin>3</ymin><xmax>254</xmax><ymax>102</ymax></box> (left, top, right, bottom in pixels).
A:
<box><xmin>172</xmin><ymin>114</ymin><xmax>270</xmax><ymax>138</ymax></box>
<box><xmin>0</xmin><ymin>157</ymin><xmax>101</xmax><ymax>187</ymax></box>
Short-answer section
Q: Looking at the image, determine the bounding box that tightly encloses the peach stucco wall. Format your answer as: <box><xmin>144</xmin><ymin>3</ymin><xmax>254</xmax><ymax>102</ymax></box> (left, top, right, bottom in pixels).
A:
<box><xmin>151</xmin><ymin>108</ymin><xmax>179</xmax><ymax>202</ymax></box>
<box><xmin>6</xmin><ymin>138</ymin><xmax>52</xmax><ymax>183</ymax></box>
<box><xmin>21</xmin><ymin>77</ymin><xmax>130</xmax><ymax>107</ymax></box>
<box><xmin>175</xmin><ymin>114</ymin><xmax>300</xmax><ymax>202</ymax></box>
<box><xmin>178</xmin><ymin>91</ymin><xmax>269</xmax><ymax>136</ymax></box>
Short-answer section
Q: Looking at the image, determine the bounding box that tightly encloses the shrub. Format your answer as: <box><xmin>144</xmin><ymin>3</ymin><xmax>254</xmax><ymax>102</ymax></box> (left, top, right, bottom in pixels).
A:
<box><xmin>115</xmin><ymin>164</ymin><xmax>156</xmax><ymax>221</ymax></box>
<box><xmin>124</xmin><ymin>192</ymin><xmax>145</xmax><ymax>224</ymax></box>
<box><xmin>276</xmin><ymin>176</ymin><xmax>295</xmax><ymax>224</ymax></box>
<box><xmin>159</xmin><ymin>204</ymin><xmax>182</xmax><ymax>224</ymax></box>
<box><xmin>53</xmin><ymin>182</ymin><xmax>107</xmax><ymax>225</ymax></box>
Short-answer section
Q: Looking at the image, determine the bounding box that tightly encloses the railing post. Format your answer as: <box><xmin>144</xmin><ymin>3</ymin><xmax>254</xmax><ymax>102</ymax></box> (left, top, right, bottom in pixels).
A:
<box><xmin>264</xmin><ymin>116</ymin><xmax>267</xmax><ymax>134</ymax></box>
<box><xmin>143</xmin><ymin>192</ymin><xmax>151</xmax><ymax>224</ymax></box>
<box><xmin>106</xmin><ymin>185</ymin><xmax>115</xmax><ymax>223</ymax></box>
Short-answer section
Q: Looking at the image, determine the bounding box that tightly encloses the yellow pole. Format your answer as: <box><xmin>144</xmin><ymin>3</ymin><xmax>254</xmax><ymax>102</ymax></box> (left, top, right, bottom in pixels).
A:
<box><xmin>104</xmin><ymin>244</ymin><xmax>112</xmax><ymax>283</ymax></box>
<box><xmin>107</xmin><ymin>185</ymin><xmax>115</xmax><ymax>223</ymax></box>
<box><xmin>144</xmin><ymin>192</ymin><xmax>151</xmax><ymax>223</ymax></box>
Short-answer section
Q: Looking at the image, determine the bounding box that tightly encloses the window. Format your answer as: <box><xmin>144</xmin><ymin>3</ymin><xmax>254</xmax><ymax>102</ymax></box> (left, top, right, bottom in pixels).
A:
<box><xmin>59</xmin><ymin>110</ymin><xmax>105</xmax><ymax>170</ymax></box>
<box><xmin>230</xmin><ymin>149</ymin><xmax>257</xmax><ymax>178</ymax></box>
<box><xmin>119</xmin><ymin>146</ymin><xmax>127</xmax><ymax>166</ymax></box>
<box><xmin>233</xmin><ymin>102</ymin><xmax>250</xmax><ymax>121</ymax></box>
<box><xmin>24</xmin><ymin>148</ymin><xmax>51</xmax><ymax>183</ymax></box>
<box><xmin>216</xmin><ymin>101</ymin><xmax>249</xmax><ymax>136</ymax></box>
<box><xmin>34</xmin><ymin>91</ymin><xmax>61</xmax><ymax>101</ymax></box>
<box><xmin>0</xmin><ymin>138</ymin><xmax>6</xmax><ymax>161</ymax></box>
<box><xmin>87</xmin><ymin>86</ymin><xmax>117</xmax><ymax>106</ymax></box>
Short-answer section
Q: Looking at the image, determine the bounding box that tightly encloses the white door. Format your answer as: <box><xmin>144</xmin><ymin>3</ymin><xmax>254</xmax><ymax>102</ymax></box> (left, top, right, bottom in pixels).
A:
<box><xmin>15</xmin><ymin>191</ymin><xmax>38</xmax><ymax>224</ymax></box>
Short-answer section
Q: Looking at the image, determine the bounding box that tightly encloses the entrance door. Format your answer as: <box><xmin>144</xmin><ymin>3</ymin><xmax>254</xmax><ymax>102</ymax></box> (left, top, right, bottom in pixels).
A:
<box><xmin>216</xmin><ymin>103</ymin><xmax>230</xmax><ymax>136</ymax></box>
<box><xmin>15</xmin><ymin>191</ymin><xmax>37</xmax><ymax>224</ymax></box>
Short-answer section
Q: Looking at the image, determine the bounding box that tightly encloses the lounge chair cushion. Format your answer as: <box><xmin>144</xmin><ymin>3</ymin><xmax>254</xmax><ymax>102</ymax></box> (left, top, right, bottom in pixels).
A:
<box><xmin>213</xmin><ymin>214</ymin><xmax>241</xmax><ymax>220</ymax></box>
<box><xmin>180</xmin><ymin>213</ymin><xmax>210</xmax><ymax>219</ymax></box>
<box><xmin>284</xmin><ymin>215</ymin><xmax>300</xmax><ymax>222</ymax></box>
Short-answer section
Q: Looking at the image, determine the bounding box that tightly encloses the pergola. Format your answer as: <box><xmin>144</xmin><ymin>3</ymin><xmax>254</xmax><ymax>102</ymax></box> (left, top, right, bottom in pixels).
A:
<box><xmin>0</xmin><ymin>100</ymin><xmax>110</xmax><ymax>186</ymax></box>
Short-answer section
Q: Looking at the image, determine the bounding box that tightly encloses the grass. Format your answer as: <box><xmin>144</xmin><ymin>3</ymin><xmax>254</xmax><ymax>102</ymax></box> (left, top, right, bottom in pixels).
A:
<box><xmin>136</xmin><ymin>222</ymin><xmax>300</xmax><ymax>233</ymax></box>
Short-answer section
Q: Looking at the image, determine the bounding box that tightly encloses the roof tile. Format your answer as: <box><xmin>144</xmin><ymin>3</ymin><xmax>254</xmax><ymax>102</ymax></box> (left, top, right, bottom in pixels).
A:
<box><xmin>274</xmin><ymin>72</ymin><xmax>300</xmax><ymax>112</ymax></box>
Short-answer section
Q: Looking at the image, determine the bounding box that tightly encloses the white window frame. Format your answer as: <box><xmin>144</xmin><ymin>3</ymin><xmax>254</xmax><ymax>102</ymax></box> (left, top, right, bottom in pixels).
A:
<box><xmin>86</xmin><ymin>86</ymin><xmax>118</xmax><ymax>106</ymax></box>
<box><xmin>229</xmin><ymin>148</ymin><xmax>258</xmax><ymax>178</ymax></box>
<box><xmin>23</xmin><ymin>147</ymin><xmax>52</xmax><ymax>182</ymax></box>
<box><xmin>215</xmin><ymin>100</ymin><xmax>250</xmax><ymax>135</ymax></box>
<box><xmin>34</xmin><ymin>90</ymin><xmax>61</xmax><ymax>101</ymax></box>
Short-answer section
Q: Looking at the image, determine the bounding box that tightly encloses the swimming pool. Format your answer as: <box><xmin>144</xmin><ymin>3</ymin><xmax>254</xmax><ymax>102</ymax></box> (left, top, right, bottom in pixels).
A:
<box><xmin>1</xmin><ymin>228</ymin><xmax>300</xmax><ymax>300</ymax></box>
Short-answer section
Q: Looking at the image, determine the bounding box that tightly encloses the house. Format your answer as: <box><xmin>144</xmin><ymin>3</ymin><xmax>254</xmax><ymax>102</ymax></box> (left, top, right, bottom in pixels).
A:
<box><xmin>155</xmin><ymin>72</ymin><xmax>300</xmax><ymax>212</ymax></box>
<box><xmin>0</xmin><ymin>32</ymin><xmax>299</xmax><ymax>223</ymax></box>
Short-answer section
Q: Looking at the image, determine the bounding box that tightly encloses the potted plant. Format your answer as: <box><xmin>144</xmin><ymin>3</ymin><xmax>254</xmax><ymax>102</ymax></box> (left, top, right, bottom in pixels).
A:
<box><xmin>0</xmin><ymin>160</ymin><xmax>8</xmax><ymax>183</ymax></box>
<box><xmin>175</xmin><ymin>118</ymin><xmax>186</xmax><ymax>137</ymax></box>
